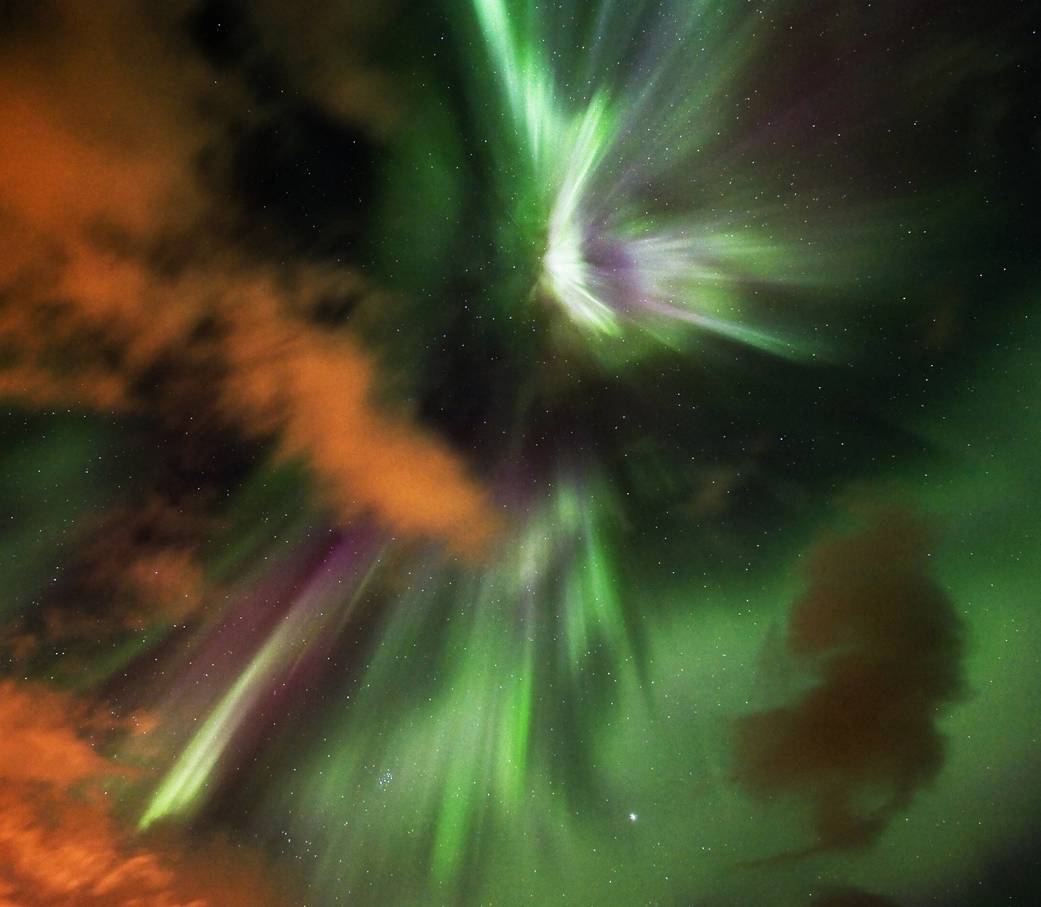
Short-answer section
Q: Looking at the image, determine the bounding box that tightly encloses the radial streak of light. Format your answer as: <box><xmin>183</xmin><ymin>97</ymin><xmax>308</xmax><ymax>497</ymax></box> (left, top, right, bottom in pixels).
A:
<box><xmin>139</xmin><ymin>532</ymin><xmax>383</xmax><ymax>829</ymax></box>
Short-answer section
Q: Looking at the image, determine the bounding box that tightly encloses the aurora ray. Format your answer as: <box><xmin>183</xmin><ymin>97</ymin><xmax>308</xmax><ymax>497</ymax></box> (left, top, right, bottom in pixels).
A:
<box><xmin>139</xmin><ymin>528</ymin><xmax>384</xmax><ymax>829</ymax></box>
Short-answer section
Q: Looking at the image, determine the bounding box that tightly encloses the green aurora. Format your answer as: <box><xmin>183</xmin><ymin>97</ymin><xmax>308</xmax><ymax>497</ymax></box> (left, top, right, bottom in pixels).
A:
<box><xmin>0</xmin><ymin>1</ymin><xmax>1039</xmax><ymax>905</ymax></box>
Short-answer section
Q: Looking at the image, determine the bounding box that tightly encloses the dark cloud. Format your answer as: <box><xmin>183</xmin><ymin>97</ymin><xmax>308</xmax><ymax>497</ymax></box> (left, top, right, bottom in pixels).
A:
<box><xmin>733</xmin><ymin>509</ymin><xmax>965</xmax><ymax>856</ymax></box>
<box><xmin>239</xmin><ymin>0</ymin><xmax>402</xmax><ymax>135</ymax></box>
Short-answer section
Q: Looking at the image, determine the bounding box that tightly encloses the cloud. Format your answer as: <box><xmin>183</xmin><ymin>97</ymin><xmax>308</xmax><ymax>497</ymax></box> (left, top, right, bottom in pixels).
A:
<box><xmin>0</xmin><ymin>0</ymin><xmax>498</xmax><ymax>563</ymax></box>
<box><xmin>243</xmin><ymin>0</ymin><xmax>402</xmax><ymax>134</ymax></box>
<box><xmin>733</xmin><ymin>509</ymin><xmax>965</xmax><ymax>856</ymax></box>
<box><xmin>217</xmin><ymin>279</ymin><xmax>500</xmax><ymax>553</ymax></box>
<box><xmin>0</xmin><ymin>3</ymin><xmax>208</xmax><ymax>234</ymax></box>
<box><xmin>0</xmin><ymin>680</ymin><xmax>291</xmax><ymax>906</ymax></box>
<box><xmin>0</xmin><ymin>681</ymin><xmax>120</xmax><ymax>789</ymax></box>
<box><xmin>25</xmin><ymin>496</ymin><xmax>209</xmax><ymax>652</ymax></box>
<box><xmin>0</xmin><ymin>1</ymin><xmax>211</xmax><ymax>411</ymax></box>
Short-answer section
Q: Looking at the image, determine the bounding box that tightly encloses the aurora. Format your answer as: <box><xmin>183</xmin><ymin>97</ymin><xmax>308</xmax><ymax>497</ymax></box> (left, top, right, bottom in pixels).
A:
<box><xmin>0</xmin><ymin>2</ymin><xmax>1038</xmax><ymax>906</ymax></box>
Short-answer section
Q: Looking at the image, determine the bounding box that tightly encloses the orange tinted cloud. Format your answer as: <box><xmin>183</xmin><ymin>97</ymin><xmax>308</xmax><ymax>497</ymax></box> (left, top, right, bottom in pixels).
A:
<box><xmin>0</xmin><ymin>2</ymin><xmax>204</xmax><ymax>411</ymax></box>
<box><xmin>733</xmin><ymin>510</ymin><xmax>965</xmax><ymax>855</ymax></box>
<box><xmin>0</xmin><ymin>1</ymin><xmax>498</xmax><ymax>556</ymax></box>
<box><xmin>0</xmin><ymin>80</ymin><xmax>189</xmax><ymax>240</ymax></box>
<box><xmin>0</xmin><ymin>681</ymin><xmax>118</xmax><ymax>789</ymax></box>
<box><xmin>1</xmin><ymin>252</ymin><xmax>498</xmax><ymax>555</ymax></box>
<box><xmin>0</xmin><ymin>786</ymin><xmax>291</xmax><ymax>907</ymax></box>
<box><xmin>220</xmin><ymin>285</ymin><xmax>499</xmax><ymax>553</ymax></box>
<box><xmin>0</xmin><ymin>681</ymin><xmax>290</xmax><ymax>906</ymax></box>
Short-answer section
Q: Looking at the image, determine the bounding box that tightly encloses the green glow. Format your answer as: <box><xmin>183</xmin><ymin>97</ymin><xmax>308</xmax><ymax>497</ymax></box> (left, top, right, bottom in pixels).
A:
<box><xmin>245</xmin><ymin>300</ymin><xmax>1041</xmax><ymax>904</ymax></box>
<box><xmin>274</xmin><ymin>476</ymin><xmax>641</xmax><ymax>895</ymax></box>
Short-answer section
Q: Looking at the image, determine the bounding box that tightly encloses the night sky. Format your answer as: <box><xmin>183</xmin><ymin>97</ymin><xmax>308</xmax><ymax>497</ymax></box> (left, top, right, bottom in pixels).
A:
<box><xmin>1</xmin><ymin>2</ymin><xmax>1039</xmax><ymax>905</ymax></box>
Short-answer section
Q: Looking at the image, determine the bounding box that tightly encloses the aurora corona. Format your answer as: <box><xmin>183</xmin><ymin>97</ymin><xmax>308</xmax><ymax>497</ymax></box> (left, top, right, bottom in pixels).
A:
<box><xmin>474</xmin><ymin>0</ymin><xmax>801</xmax><ymax>357</ymax></box>
<box><xmin>0</xmin><ymin>2</ymin><xmax>1036</xmax><ymax>906</ymax></box>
